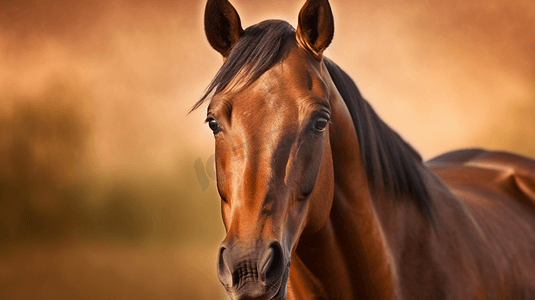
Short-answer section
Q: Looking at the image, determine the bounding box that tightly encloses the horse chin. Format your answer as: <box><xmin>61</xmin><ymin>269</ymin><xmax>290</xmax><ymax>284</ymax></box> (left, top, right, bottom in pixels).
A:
<box><xmin>229</xmin><ymin>263</ymin><xmax>290</xmax><ymax>300</ymax></box>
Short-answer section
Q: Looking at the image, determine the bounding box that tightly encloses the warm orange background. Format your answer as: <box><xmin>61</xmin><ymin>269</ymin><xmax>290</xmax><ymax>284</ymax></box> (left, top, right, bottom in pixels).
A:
<box><xmin>1</xmin><ymin>0</ymin><xmax>533</xmax><ymax>299</ymax></box>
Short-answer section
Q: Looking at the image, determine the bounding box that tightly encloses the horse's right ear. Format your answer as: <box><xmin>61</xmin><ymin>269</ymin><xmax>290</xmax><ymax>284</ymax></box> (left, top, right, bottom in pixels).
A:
<box><xmin>204</xmin><ymin>0</ymin><xmax>244</xmax><ymax>57</ymax></box>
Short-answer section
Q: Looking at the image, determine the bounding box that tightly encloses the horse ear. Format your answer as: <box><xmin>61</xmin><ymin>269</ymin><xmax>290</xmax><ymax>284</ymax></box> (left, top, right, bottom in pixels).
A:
<box><xmin>204</xmin><ymin>0</ymin><xmax>244</xmax><ymax>57</ymax></box>
<box><xmin>296</xmin><ymin>0</ymin><xmax>334</xmax><ymax>57</ymax></box>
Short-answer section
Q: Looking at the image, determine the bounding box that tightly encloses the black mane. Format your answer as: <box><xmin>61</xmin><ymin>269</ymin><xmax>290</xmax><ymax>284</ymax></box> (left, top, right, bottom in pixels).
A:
<box><xmin>324</xmin><ymin>58</ymin><xmax>431</xmax><ymax>218</ymax></box>
<box><xmin>193</xmin><ymin>20</ymin><xmax>432</xmax><ymax>218</ymax></box>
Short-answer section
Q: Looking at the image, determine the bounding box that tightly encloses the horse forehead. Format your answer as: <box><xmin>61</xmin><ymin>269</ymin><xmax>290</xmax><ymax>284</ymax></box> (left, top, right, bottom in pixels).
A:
<box><xmin>227</xmin><ymin>78</ymin><xmax>306</xmax><ymax>144</ymax></box>
<box><xmin>231</xmin><ymin>89</ymin><xmax>298</xmax><ymax>138</ymax></box>
<box><xmin>234</xmin><ymin>56</ymin><xmax>325</xmax><ymax>115</ymax></box>
<box><xmin>269</xmin><ymin>49</ymin><xmax>325</xmax><ymax>94</ymax></box>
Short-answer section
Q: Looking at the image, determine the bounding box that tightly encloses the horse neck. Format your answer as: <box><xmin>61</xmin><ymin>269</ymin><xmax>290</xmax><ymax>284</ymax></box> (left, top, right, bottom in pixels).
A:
<box><xmin>290</xmin><ymin>63</ymin><xmax>430</xmax><ymax>300</ymax></box>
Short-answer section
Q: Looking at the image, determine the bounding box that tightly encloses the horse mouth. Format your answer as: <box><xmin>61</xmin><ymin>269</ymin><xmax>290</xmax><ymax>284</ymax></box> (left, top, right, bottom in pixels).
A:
<box><xmin>230</xmin><ymin>262</ymin><xmax>290</xmax><ymax>300</ymax></box>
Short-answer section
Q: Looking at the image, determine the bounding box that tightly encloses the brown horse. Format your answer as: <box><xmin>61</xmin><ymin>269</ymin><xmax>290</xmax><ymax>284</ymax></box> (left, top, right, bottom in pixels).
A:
<box><xmin>193</xmin><ymin>0</ymin><xmax>535</xmax><ymax>299</ymax></box>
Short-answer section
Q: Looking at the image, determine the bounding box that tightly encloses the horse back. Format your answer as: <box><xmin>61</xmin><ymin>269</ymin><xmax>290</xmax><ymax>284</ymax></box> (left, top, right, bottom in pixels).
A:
<box><xmin>427</xmin><ymin>148</ymin><xmax>535</xmax><ymax>211</ymax></box>
<box><xmin>426</xmin><ymin>148</ymin><xmax>535</xmax><ymax>299</ymax></box>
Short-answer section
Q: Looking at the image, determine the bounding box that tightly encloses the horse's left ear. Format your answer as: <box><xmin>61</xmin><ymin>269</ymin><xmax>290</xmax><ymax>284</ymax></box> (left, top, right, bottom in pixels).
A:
<box><xmin>296</xmin><ymin>0</ymin><xmax>334</xmax><ymax>57</ymax></box>
<box><xmin>204</xmin><ymin>0</ymin><xmax>244</xmax><ymax>57</ymax></box>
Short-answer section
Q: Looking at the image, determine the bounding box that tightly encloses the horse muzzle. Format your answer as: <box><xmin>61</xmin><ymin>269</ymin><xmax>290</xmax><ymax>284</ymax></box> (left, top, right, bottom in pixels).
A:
<box><xmin>217</xmin><ymin>240</ymin><xmax>290</xmax><ymax>300</ymax></box>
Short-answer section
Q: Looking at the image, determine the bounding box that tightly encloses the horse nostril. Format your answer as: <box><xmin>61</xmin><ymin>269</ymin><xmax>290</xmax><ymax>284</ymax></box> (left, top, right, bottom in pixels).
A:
<box><xmin>217</xmin><ymin>245</ymin><xmax>232</xmax><ymax>288</ymax></box>
<box><xmin>259</xmin><ymin>241</ymin><xmax>285</xmax><ymax>284</ymax></box>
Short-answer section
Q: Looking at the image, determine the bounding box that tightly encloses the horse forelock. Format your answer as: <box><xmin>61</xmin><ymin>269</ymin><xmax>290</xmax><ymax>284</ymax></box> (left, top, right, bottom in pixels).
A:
<box><xmin>192</xmin><ymin>20</ymin><xmax>295</xmax><ymax>112</ymax></box>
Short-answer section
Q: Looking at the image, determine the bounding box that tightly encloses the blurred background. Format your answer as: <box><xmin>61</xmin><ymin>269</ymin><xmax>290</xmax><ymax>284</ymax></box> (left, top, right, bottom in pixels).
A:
<box><xmin>0</xmin><ymin>0</ymin><xmax>533</xmax><ymax>299</ymax></box>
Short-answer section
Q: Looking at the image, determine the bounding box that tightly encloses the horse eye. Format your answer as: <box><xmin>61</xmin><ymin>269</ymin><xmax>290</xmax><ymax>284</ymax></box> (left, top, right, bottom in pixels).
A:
<box><xmin>314</xmin><ymin>117</ymin><xmax>329</xmax><ymax>133</ymax></box>
<box><xmin>207</xmin><ymin>118</ymin><xmax>221</xmax><ymax>134</ymax></box>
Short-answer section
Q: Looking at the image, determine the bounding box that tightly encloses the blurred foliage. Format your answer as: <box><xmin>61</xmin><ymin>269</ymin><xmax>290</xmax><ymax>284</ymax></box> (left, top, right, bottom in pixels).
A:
<box><xmin>0</xmin><ymin>83</ymin><xmax>91</xmax><ymax>243</ymax></box>
<box><xmin>0</xmin><ymin>82</ymin><xmax>224</xmax><ymax>247</ymax></box>
<box><xmin>59</xmin><ymin>170</ymin><xmax>224</xmax><ymax>246</ymax></box>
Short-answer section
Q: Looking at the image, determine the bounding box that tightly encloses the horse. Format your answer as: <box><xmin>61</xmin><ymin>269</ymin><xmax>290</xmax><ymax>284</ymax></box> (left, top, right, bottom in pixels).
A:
<box><xmin>192</xmin><ymin>0</ymin><xmax>535</xmax><ymax>299</ymax></box>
